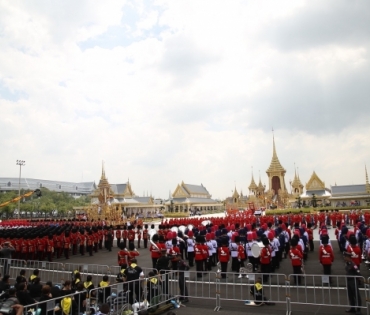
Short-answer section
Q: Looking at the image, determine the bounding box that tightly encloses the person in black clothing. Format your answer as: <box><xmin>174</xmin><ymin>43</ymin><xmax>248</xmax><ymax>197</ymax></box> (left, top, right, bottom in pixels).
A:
<box><xmin>0</xmin><ymin>275</ymin><xmax>11</xmax><ymax>298</ymax></box>
<box><xmin>156</xmin><ymin>249</ymin><xmax>172</xmax><ymax>295</ymax></box>
<box><xmin>344</xmin><ymin>252</ymin><xmax>362</xmax><ymax>315</ymax></box>
<box><xmin>146</xmin><ymin>271</ymin><xmax>160</xmax><ymax>303</ymax></box>
<box><xmin>74</xmin><ymin>283</ymin><xmax>86</xmax><ymax>314</ymax></box>
<box><xmin>15</xmin><ymin>270</ymin><xmax>27</xmax><ymax>290</ymax></box>
<box><xmin>38</xmin><ymin>285</ymin><xmax>53</xmax><ymax>315</ymax></box>
<box><xmin>16</xmin><ymin>282</ymin><xmax>36</xmax><ymax>306</ymax></box>
<box><xmin>28</xmin><ymin>277</ymin><xmax>42</xmax><ymax>300</ymax></box>
<box><xmin>124</xmin><ymin>259</ymin><xmax>144</xmax><ymax>304</ymax></box>
<box><xmin>0</xmin><ymin>242</ymin><xmax>15</xmax><ymax>275</ymax></box>
<box><xmin>175</xmin><ymin>253</ymin><xmax>189</xmax><ymax>303</ymax></box>
<box><xmin>45</xmin><ymin>281</ymin><xmax>61</xmax><ymax>299</ymax></box>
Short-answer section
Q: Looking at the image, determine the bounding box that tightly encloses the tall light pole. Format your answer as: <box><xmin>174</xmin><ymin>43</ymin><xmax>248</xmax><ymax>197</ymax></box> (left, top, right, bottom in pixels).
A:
<box><xmin>16</xmin><ymin>160</ymin><xmax>25</xmax><ymax>218</ymax></box>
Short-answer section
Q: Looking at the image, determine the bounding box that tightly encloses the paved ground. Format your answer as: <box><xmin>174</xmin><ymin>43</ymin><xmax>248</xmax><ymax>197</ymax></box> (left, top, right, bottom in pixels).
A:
<box><xmin>41</xmin><ymin>216</ymin><xmax>370</xmax><ymax>315</ymax></box>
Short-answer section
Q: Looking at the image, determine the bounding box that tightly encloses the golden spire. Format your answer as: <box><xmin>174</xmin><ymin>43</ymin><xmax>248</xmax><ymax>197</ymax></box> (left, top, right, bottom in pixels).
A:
<box><xmin>101</xmin><ymin>161</ymin><xmax>106</xmax><ymax>180</ymax></box>
<box><xmin>266</xmin><ymin>133</ymin><xmax>286</xmax><ymax>174</ymax></box>
<box><xmin>258</xmin><ymin>170</ymin><xmax>264</xmax><ymax>190</ymax></box>
<box><xmin>291</xmin><ymin>165</ymin><xmax>303</xmax><ymax>190</ymax></box>
<box><xmin>248</xmin><ymin>167</ymin><xmax>258</xmax><ymax>190</ymax></box>
<box><xmin>366</xmin><ymin>165</ymin><xmax>370</xmax><ymax>194</ymax></box>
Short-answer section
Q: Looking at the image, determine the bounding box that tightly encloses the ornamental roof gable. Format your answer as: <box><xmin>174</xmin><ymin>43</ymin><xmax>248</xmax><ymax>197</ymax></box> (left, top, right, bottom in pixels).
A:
<box><xmin>306</xmin><ymin>171</ymin><xmax>325</xmax><ymax>191</ymax></box>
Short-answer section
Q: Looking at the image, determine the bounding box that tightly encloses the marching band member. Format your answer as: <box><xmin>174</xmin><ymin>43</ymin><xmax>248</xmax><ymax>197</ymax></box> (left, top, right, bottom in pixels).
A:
<box><xmin>115</xmin><ymin>226</ymin><xmax>122</xmax><ymax>248</ymax></box>
<box><xmin>187</xmin><ymin>231</ymin><xmax>195</xmax><ymax>267</ymax></box>
<box><xmin>149</xmin><ymin>234</ymin><xmax>162</xmax><ymax>270</ymax></box>
<box><xmin>289</xmin><ymin>238</ymin><xmax>303</xmax><ymax>285</ymax></box>
<box><xmin>143</xmin><ymin>224</ymin><xmax>149</xmax><ymax>249</ymax></box>
<box><xmin>218</xmin><ymin>240</ymin><xmax>230</xmax><ymax>279</ymax></box>
<box><xmin>206</xmin><ymin>233</ymin><xmax>214</xmax><ymax>270</ymax></box>
<box><xmin>194</xmin><ymin>235</ymin><xmax>205</xmax><ymax>278</ymax></box>
<box><xmin>229</xmin><ymin>234</ymin><xmax>239</xmax><ymax>273</ymax></box>
<box><xmin>346</xmin><ymin>234</ymin><xmax>361</xmax><ymax>268</ymax></box>
<box><xmin>136</xmin><ymin>225</ymin><xmax>142</xmax><ymax>248</ymax></box>
<box><xmin>260</xmin><ymin>237</ymin><xmax>272</xmax><ymax>282</ymax></box>
<box><xmin>246</xmin><ymin>232</ymin><xmax>258</xmax><ymax>272</ymax></box>
<box><xmin>319</xmin><ymin>234</ymin><xmax>334</xmax><ymax>276</ymax></box>
<box><xmin>268</xmin><ymin>231</ymin><xmax>280</xmax><ymax>272</ymax></box>
<box><xmin>236</xmin><ymin>236</ymin><xmax>246</xmax><ymax>278</ymax></box>
<box><xmin>211</xmin><ymin>232</ymin><xmax>218</xmax><ymax>266</ymax></box>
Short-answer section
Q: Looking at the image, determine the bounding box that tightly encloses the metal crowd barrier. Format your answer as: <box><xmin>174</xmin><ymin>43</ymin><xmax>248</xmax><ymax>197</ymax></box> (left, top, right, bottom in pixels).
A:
<box><xmin>286</xmin><ymin>274</ymin><xmax>369</xmax><ymax>315</ymax></box>
<box><xmin>214</xmin><ymin>271</ymin><xmax>287</xmax><ymax>310</ymax></box>
<box><xmin>1</xmin><ymin>258</ymin><xmax>66</xmax><ymax>285</ymax></box>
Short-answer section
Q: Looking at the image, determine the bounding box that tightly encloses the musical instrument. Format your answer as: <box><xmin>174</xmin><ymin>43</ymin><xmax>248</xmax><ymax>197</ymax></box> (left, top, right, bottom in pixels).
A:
<box><xmin>201</xmin><ymin>220</ymin><xmax>211</xmax><ymax>226</ymax></box>
<box><xmin>171</xmin><ymin>227</ymin><xmax>178</xmax><ymax>233</ymax></box>
<box><xmin>178</xmin><ymin>225</ymin><xmax>186</xmax><ymax>233</ymax></box>
<box><xmin>187</xmin><ymin>224</ymin><xmax>194</xmax><ymax>231</ymax></box>
<box><xmin>148</xmin><ymin>228</ymin><xmax>157</xmax><ymax>240</ymax></box>
<box><xmin>251</xmin><ymin>242</ymin><xmax>264</xmax><ymax>258</ymax></box>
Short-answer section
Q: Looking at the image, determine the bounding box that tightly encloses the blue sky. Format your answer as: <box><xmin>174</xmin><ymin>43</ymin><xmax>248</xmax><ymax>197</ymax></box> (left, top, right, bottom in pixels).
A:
<box><xmin>0</xmin><ymin>0</ymin><xmax>369</xmax><ymax>200</ymax></box>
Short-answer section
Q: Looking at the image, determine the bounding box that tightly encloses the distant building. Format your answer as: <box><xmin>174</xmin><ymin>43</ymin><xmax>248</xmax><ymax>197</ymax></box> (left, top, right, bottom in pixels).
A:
<box><xmin>167</xmin><ymin>181</ymin><xmax>222</xmax><ymax>212</ymax></box>
<box><xmin>0</xmin><ymin>177</ymin><xmax>96</xmax><ymax>198</ymax></box>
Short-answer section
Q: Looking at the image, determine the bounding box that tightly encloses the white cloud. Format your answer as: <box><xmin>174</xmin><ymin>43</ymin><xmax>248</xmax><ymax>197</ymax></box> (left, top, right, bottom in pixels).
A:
<box><xmin>0</xmin><ymin>0</ymin><xmax>369</xmax><ymax>200</ymax></box>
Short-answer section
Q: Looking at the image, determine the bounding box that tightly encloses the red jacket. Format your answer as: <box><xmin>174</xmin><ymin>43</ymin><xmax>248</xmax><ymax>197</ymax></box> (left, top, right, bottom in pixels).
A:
<box><xmin>319</xmin><ymin>245</ymin><xmax>334</xmax><ymax>265</ymax></box>
<box><xmin>218</xmin><ymin>246</ymin><xmax>230</xmax><ymax>262</ymax></box>
<box><xmin>194</xmin><ymin>244</ymin><xmax>204</xmax><ymax>261</ymax></box>
<box><xmin>289</xmin><ymin>247</ymin><xmax>303</xmax><ymax>266</ymax></box>
<box><xmin>346</xmin><ymin>244</ymin><xmax>361</xmax><ymax>266</ymax></box>
<box><xmin>237</xmin><ymin>244</ymin><xmax>246</xmax><ymax>260</ymax></box>
<box><xmin>260</xmin><ymin>246</ymin><xmax>271</xmax><ymax>265</ymax></box>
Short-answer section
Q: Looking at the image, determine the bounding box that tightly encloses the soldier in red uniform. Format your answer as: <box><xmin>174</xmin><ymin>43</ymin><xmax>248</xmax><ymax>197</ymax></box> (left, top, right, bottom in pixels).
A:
<box><xmin>143</xmin><ymin>224</ymin><xmax>149</xmax><ymax>249</ymax></box>
<box><xmin>128</xmin><ymin>226</ymin><xmax>135</xmax><ymax>246</ymax></box>
<box><xmin>346</xmin><ymin>234</ymin><xmax>361</xmax><ymax>268</ymax></box>
<box><xmin>87</xmin><ymin>230</ymin><xmax>94</xmax><ymax>256</ymax></box>
<box><xmin>136</xmin><ymin>225</ymin><xmax>142</xmax><ymax>248</ymax></box>
<box><xmin>37</xmin><ymin>235</ymin><xmax>45</xmax><ymax>261</ymax></box>
<box><xmin>122</xmin><ymin>225</ymin><xmax>128</xmax><ymax>249</ymax></box>
<box><xmin>71</xmin><ymin>229</ymin><xmax>78</xmax><ymax>255</ymax></box>
<box><xmin>46</xmin><ymin>234</ymin><xmax>54</xmax><ymax>262</ymax></box>
<box><xmin>260</xmin><ymin>238</ymin><xmax>272</xmax><ymax>282</ymax></box>
<box><xmin>64</xmin><ymin>231</ymin><xmax>71</xmax><ymax>259</ymax></box>
<box><xmin>118</xmin><ymin>244</ymin><xmax>129</xmax><ymax>266</ymax></box>
<box><xmin>218</xmin><ymin>240</ymin><xmax>230</xmax><ymax>279</ymax></box>
<box><xmin>115</xmin><ymin>226</ymin><xmax>121</xmax><ymax>248</ymax></box>
<box><xmin>319</xmin><ymin>234</ymin><xmax>334</xmax><ymax>276</ymax></box>
<box><xmin>79</xmin><ymin>229</ymin><xmax>86</xmax><ymax>256</ymax></box>
<box><xmin>289</xmin><ymin>238</ymin><xmax>303</xmax><ymax>285</ymax></box>
<box><xmin>194</xmin><ymin>235</ymin><xmax>205</xmax><ymax>278</ymax></box>
<box><xmin>149</xmin><ymin>234</ymin><xmax>162</xmax><ymax>269</ymax></box>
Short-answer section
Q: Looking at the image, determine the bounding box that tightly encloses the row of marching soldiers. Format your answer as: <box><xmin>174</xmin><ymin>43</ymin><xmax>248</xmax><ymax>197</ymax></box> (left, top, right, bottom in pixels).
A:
<box><xmin>146</xmin><ymin>221</ymin><xmax>317</xmax><ymax>281</ymax></box>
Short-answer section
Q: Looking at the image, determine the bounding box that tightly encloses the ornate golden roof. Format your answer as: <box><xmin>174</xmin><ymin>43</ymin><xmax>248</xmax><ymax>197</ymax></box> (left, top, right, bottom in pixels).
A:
<box><xmin>266</xmin><ymin>136</ymin><xmax>286</xmax><ymax>174</ymax></box>
<box><xmin>306</xmin><ymin>171</ymin><xmax>325</xmax><ymax>191</ymax></box>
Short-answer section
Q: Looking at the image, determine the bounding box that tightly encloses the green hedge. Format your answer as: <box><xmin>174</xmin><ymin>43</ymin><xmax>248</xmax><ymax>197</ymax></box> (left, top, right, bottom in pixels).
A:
<box><xmin>265</xmin><ymin>206</ymin><xmax>370</xmax><ymax>215</ymax></box>
<box><xmin>163</xmin><ymin>212</ymin><xmax>190</xmax><ymax>218</ymax></box>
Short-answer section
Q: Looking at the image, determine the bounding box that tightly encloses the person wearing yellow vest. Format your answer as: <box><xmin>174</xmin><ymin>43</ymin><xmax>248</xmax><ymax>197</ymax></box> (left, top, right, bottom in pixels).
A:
<box><xmin>83</xmin><ymin>275</ymin><xmax>95</xmax><ymax>298</ymax></box>
<box><xmin>29</xmin><ymin>269</ymin><xmax>39</xmax><ymax>284</ymax></box>
<box><xmin>246</xmin><ymin>277</ymin><xmax>275</xmax><ymax>306</ymax></box>
<box><xmin>123</xmin><ymin>259</ymin><xmax>144</xmax><ymax>305</ymax></box>
<box><xmin>146</xmin><ymin>271</ymin><xmax>160</xmax><ymax>303</ymax></box>
<box><xmin>98</xmin><ymin>275</ymin><xmax>111</xmax><ymax>303</ymax></box>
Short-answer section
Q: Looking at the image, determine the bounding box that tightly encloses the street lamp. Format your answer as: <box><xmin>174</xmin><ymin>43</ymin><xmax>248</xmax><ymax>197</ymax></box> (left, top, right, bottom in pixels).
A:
<box><xmin>16</xmin><ymin>160</ymin><xmax>25</xmax><ymax>219</ymax></box>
